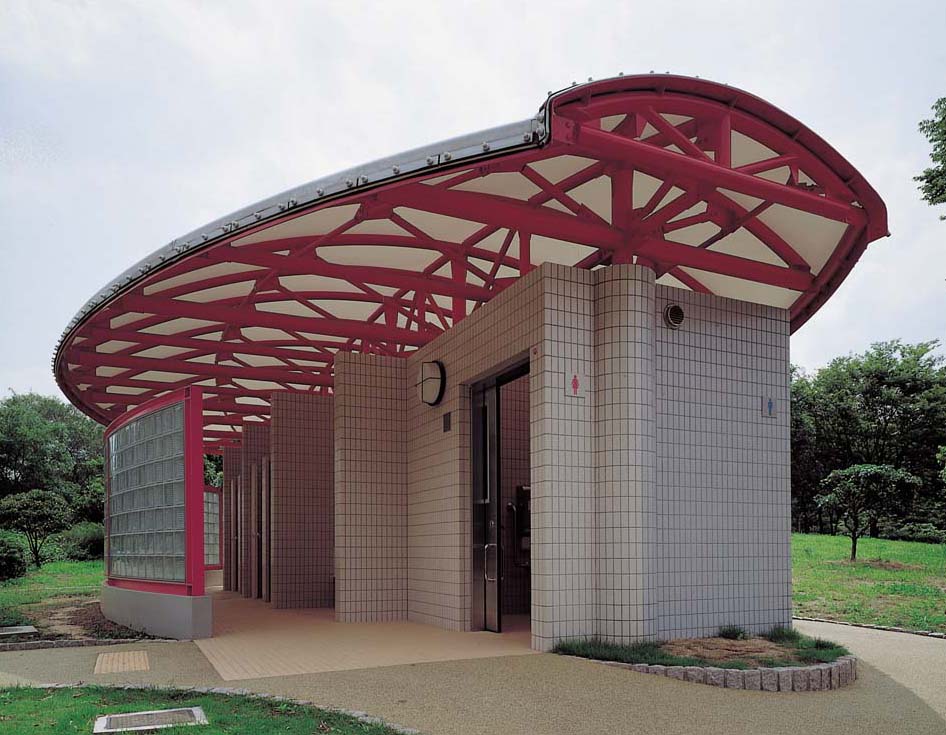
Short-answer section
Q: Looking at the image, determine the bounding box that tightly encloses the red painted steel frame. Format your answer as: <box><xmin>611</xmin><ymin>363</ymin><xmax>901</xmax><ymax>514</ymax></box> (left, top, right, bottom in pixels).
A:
<box><xmin>104</xmin><ymin>387</ymin><xmax>205</xmax><ymax>597</ymax></box>
<box><xmin>56</xmin><ymin>76</ymin><xmax>887</xmax><ymax>446</ymax></box>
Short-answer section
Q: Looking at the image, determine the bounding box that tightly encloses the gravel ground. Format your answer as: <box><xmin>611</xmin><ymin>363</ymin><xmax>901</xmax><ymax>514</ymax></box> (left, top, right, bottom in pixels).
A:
<box><xmin>0</xmin><ymin>621</ymin><xmax>943</xmax><ymax>735</ymax></box>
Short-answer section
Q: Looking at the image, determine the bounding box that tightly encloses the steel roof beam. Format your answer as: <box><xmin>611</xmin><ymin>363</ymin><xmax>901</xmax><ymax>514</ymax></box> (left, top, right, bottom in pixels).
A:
<box><xmin>564</xmin><ymin>120</ymin><xmax>866</xmax><ymax>226</ymax></box>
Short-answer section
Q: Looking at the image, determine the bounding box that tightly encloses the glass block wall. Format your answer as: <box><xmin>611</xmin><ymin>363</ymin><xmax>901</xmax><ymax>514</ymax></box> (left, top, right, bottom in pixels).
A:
<box><xmin>204</xmin><ymin>490</ymin><xmax>220</xmax><ymax>566</ymax></box>
<box><xmin>106</xmin><ymin>401</ymin><xmax>186</xmax><ymax>582</ymax></box>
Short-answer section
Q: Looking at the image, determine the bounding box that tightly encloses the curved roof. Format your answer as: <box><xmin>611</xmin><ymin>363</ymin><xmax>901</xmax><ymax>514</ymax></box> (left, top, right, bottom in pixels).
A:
<box><xmin>54</xmin><ymin>74</ymin><xmax>887</xmax><ymax>446</ymax></box>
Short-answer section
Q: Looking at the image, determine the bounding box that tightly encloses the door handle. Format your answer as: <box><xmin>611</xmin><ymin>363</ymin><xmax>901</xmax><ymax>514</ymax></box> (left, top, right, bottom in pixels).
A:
<box><xmin>484</xmin><ymin>543</ymin><xmax>497</xmax><ymax>582</ymax></box>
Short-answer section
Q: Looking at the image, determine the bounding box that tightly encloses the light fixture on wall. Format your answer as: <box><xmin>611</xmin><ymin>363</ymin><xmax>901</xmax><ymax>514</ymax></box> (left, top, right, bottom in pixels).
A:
<box><xmin>417</xmin><ymin>360</ymin><xmax>446</xmax><ymax>406</ymax></box>
<box><xmin>663</xmin><ymin>303</ymin><xmax>685</xmax><ymax>329</ymax></box>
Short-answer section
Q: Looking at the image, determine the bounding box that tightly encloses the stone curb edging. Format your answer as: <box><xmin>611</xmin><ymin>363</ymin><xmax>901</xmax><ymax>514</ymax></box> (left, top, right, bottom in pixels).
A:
<box><xmin>0</xmin><ymin>637</ymin><xmax>173</xmax><ymax>653</ymax></box>
<box><xmin>593</xmin><ymin>655</ymin><xmax>858</xmax><ymax>692</ymax></box>
<box><xmin>32</xmin><ymin>683</ymin><xmax>422</xmax><ymax>735</ymax></box>
<box><xmin>793</xmin><ymin>616</ymin><xmax>946</xmax><ymax>640</ymax></box>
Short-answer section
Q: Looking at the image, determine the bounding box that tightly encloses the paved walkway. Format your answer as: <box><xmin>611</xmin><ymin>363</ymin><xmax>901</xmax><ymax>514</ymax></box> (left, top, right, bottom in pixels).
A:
<box><xmin>196</xmin><ymin>596</ymin><xmax>534</xmax><ymax>680</ymax></box>
<box><xmin>1</xmin><ymin>621</ymin><xmax>944</xmax><ymax>734</ymax></box>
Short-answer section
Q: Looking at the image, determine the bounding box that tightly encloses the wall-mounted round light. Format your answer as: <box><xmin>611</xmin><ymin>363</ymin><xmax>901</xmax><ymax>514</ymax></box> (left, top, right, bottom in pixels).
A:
<box><xmin>663</xmin><ymin>303</ymin><xmax>685</xmax><ymax>329</ymax></box>
<box><xmin>417</xmin><ymin>360</ymin><xmax>446</xmax><ymax>406</ymax></box>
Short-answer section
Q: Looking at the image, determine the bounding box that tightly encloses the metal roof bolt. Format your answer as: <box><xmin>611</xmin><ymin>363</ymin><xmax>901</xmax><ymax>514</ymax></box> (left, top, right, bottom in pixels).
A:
<box><xmin>571</xmin><ymin>81</ymin><xmax>577</xmax><ymax>86</ymax></box>
<box><xmin>316</xmin><ymin>187</ymin><xmax>324</xmax><ymax>196</ymax></box>
<box><xmin>345</xmin><ymin>178</ymin><xmax>354</xmax><ymax>188</ymax></box>
<box><xmin>587</xmin><ymin>77</ymin><xmax>593</xmax><ymax>82</ymax></box>
<box><xmin>391</xmin><ymin>165</ymin><xmax>400</xmax><ymax>174</ymax></box>
<box><xmin>254</xmin><ymin>212</ymin><xmax>262</xmax><ymax>220</ymax></box>
<box><xmin>442</xmin><ymin>152</ymin><xmax>452</xmax><ymax>162</ymax></box>
<box><xmin>202</xmin><ymin>233</ymin><xmax>209</xmax><ymax>241</ymax></box>
<box><xmin>522</xmin><ymin>133</ymin><xmax>532</xmax><ymax>142</ymax></box>
<box><xmin>278</xmin><ymin>203</ymin><xmax>286</xmax><ymax>211</ymax></box>
<box><xmin>287</xmin><ymin>198</ymin><xmax>297</xmax><ymax>207</ymax></box>
<box><xmin>537</xmin><ymin>125</ymin><xmax>546</xmax><ymax>136</ymax></box>
<box><xmin>618</xmin><ymin>71</ymin><xmax>624</xmax><ymax>76</ymax></box>
<box><xmin>481</xmin><ymin>142</ymin><xmax>491</xmax><ymax>152</ymax></box>
<box><xmin>426</xmin><ymin>156</ymin><xmax>435</xmax><ymax>165</ymax></box>
<box><xmin>358</xmin><ymin>175</ymin><xmax>369</xmax><ymax>185</ymax></box>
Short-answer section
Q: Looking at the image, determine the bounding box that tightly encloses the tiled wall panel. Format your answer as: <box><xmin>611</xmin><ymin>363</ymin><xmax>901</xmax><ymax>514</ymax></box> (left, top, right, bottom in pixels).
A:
<box><xmin>594</xmin><ymin>265</ymin><xmax>657</xmax><ymax>641</ymax></box>
<box><xmin>404</xmin><ymin>264</ymin><xmax>597</xmax><ymax>649</ymax></box>
<box><xmin>334</xmin><ymin>355</ymin><xmax>408</xmax><ymax>621</ymax></box>
<box><xmin>270</xmin><ymin>392</ymin><xmax>334</xmax><ymax>609</ymax></box>
<box><xmin>654</xmin><ymin>285</ymin><xmax>792</xmax><ymax>638</ymax></box>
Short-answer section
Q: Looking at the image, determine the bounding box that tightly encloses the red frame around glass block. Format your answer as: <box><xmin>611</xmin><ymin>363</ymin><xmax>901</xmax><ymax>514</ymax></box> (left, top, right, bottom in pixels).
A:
<box><xmin>104</xmin><ymin>386</ymin><xmax>205</xmax><ymax>597</ymax></box>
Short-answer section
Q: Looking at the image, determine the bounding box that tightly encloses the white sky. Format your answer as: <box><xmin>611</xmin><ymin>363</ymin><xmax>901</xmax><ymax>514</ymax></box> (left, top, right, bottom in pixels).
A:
<box><xmin>1</xmin><ymin>0</ymin><xmax>944</xmax><ymax>401</ymax></box>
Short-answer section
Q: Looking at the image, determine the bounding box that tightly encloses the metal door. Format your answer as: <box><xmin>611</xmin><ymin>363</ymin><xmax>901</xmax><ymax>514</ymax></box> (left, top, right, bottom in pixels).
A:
<box><xmin>471</xmin><ymin>361</ymin><xmax>528</xmax><ymax>633</ymax></box>
<box><xmin>472</xmin><ymin>383</ymin><xmax>501</xmax><ymax>632</ymax></box>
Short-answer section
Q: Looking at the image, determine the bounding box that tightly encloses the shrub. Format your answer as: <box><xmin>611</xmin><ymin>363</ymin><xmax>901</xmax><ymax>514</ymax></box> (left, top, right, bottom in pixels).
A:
<box><xmin>717</xmin><ymin>625</ymin><xmax>749</xmax><ymax>640</ymax></box>
<box><xmin>0</xmin><ymin>536</ymin><xmax>27</xmax><ymax>581</ymax></box>
<box><xmin>0</xmin><ymin>490</ymin><xmax>72</xmax><ymax>567</ymax></box>
<box><xmin>762</xmin><ymin>625</ymin><xmax>803</xmax><ymax>644</ymax></box>
<box><xmin>882</xmin><ymin>522</ymin><xmax>946</xmax><ymax>544</ymax></box>
<box><xmin>61</xmin><ymin>522</ymin><xmax>105</xmax><ymax>561</ymax></box>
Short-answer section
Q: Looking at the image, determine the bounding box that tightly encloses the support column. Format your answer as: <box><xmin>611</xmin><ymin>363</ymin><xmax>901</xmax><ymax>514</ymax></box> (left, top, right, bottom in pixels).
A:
<box><xmin>593</xmin><ymin>264</ymin><xmax>657</xmax><ymax>642</ymax></box>
<box><xmin>334</xmin><ymin>352</ymin><xmax>408</xmax><ymax>622</ymax></box>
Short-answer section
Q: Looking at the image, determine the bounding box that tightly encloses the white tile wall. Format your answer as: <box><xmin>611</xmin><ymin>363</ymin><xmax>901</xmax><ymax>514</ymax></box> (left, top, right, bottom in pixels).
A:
<box><xmin>654</xmin><ymin>285</ymin><xmax>791</xmax><ymax>638</ymax></box>
<box><xmin>331</xmin><ymin>262</ymin><xmax>791</xmax><ymax>648</ymax></box>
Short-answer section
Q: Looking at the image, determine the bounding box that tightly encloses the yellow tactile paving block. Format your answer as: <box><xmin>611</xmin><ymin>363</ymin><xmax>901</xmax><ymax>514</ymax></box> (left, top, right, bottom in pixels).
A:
<box><xmin>94</xmin><ymin>650</ymin><xmax>150</xmax><ymax>674</ymax></box>
<box><xmin>196</xmin><ymin>597</ymin><xmax>536</xmax><ymax>681</ymax></box>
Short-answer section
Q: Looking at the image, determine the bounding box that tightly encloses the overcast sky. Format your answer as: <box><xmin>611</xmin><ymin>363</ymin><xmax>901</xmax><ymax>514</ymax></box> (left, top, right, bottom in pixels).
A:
<box><xmin>2</xmin><ymin>0</ymin><xmax>944</xmax><ymax>403</ymax></box>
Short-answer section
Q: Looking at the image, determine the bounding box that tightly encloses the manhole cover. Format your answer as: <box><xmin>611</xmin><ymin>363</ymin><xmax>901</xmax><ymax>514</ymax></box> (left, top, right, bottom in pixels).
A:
<box><xmin>93</xmin><ymin>706</ymin><xmax>208</xmax><ymax>733</ymax></box>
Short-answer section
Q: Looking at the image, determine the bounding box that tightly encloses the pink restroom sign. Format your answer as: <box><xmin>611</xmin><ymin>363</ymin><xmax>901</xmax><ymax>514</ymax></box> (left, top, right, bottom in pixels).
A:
<box><xmin>565</xmin><ymin>367</ymin><xmax>585</xmax><ymax>398</ymax></box>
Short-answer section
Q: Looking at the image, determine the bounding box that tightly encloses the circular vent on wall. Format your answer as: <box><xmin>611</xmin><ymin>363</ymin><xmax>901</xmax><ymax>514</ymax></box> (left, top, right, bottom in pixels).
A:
<box><xmin>663</xmin><ymin>304</ymin><xmax>685</xmax><ymax>329</ymax></box>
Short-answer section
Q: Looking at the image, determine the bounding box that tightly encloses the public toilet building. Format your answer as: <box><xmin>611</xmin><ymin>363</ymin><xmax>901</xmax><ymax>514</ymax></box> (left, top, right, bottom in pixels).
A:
<box><xmin>53</xmin><ymin>76</ymin><xmax>886</xmax><ymax>649</ymax></box>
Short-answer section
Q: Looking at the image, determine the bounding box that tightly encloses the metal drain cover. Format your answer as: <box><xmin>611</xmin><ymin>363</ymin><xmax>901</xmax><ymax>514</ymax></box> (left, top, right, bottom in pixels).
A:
<box><xmin>93</xmin><ymin>706</ymin><xmax>208</xmax><ymax>733</ymax></box>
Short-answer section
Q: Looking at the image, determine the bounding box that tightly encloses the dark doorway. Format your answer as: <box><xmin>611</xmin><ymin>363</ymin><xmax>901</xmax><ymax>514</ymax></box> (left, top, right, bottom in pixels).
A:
<box><xmin>471</xmin><ymin>362</ymin><xmax>531</xmax><ymax>633</ymax></box>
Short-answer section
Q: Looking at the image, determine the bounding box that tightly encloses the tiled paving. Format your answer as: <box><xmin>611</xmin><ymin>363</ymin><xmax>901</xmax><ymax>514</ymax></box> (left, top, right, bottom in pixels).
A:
<box><xmin>94</xmin><ymin>650</ymin><xmax>150</xmax><ymax>674</ymax></box>
<box><xmin>194</xmin><ymin>596</ymin><xmax>535</xmax><ymax>681</ymax></box>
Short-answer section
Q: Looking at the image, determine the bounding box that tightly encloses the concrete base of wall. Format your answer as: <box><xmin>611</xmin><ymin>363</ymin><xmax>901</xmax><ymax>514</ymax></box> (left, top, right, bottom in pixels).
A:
<box><xmin>100</xmin><ymin>584</ymin><xmax>213</xmax><ymax>640</ymax></box>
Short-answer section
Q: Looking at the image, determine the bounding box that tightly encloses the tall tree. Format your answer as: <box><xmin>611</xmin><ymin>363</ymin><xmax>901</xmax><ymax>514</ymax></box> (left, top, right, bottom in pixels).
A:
<box><xmin>915</xmin><ymin>97</ymin><xmax>946</xmax><ymax>219</ymax></box>
<box><xmin>790</xmin><ymin>341</ymin><xmax>946</xmax><ymax>534</ymax></box>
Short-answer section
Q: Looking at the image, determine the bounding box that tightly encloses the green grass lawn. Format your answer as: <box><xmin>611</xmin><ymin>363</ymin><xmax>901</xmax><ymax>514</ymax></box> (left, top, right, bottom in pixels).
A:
<box><xmin>0</xmin><ymin>686</ymin><xmax>399</xmax><ymax>734</ymax></box>
<box><xmin>792</xmin><ymin>533</ymin><xmax>946</xmax><ymax>633</ymax></box>
<box><xmin>0</xmin><ymin>560</ymin><xmax>103</xmax><ymax>626</ymax></box>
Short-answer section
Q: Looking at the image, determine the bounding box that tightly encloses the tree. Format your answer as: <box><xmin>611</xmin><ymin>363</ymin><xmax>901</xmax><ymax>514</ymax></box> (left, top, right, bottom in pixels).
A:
<box><xmin>0</xmin><ymin>392</ymin><xmax>104</xmax><ymax>522</ymax></box>
<box><xmin>817</xmin><ymin>465</ymin><xmax>921</xmax><ymax>561</ymax></box>
<box><xmin>790</xmin><ymin>341</ymin><xmax>946</xmax><ymax>535</ymax></box>
<box><xmin>915</xmin><ymin>97</ymin><xmax>946</xmax><ymax>219</ymax></box>
<box><xmin>0</xmin><ymin>490</ymin><xmax>73</xmax><ymax>567</ymax></box>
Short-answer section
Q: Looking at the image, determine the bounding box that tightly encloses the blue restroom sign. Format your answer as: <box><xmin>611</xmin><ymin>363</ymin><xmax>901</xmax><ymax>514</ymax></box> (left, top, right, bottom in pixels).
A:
<box><xmin>761</xmin><ymin>396</ymin><xmax>777</xmax><ymax>418</ymax></box>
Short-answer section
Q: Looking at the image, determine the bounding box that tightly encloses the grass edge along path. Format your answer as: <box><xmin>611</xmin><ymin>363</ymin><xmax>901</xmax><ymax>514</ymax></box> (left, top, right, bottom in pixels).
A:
<box><xmin>0</xmin><ymin>686</ymin><xmax>409</xmax><ymax>735</ymax></box>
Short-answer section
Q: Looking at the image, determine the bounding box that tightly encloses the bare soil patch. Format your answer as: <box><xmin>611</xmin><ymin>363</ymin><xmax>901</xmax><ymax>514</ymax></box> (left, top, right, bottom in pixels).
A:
<box><xmin>664</xmin><ymin>636</ymin><xmax>801</xmax><ymax>667</ymax></box>
<box><xmin>20</xmin><ymin>596</ymin><xmax>148</xmax><ymax>640</ymax></box>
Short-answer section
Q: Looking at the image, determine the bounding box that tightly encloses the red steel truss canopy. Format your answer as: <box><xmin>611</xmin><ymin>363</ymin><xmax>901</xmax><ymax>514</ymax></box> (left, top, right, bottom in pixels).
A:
<box><xmin>54</xmin><ymin>75</ymin><xmax>887</xmax><ymax>448</ymax></box>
